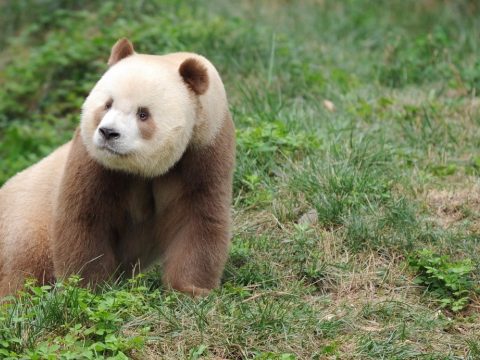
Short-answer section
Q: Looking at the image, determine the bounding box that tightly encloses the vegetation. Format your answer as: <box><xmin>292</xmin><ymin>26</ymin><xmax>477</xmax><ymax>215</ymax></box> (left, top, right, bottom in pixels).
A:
<box><xmin>0</xmin><ymin>0</ymin><xmax>479</xmax><ymax>358</ymax></box>
<box><xmin>409</xmin><ymin>249</ymin><xmax>478</xmax><ymax>312</ymax></box>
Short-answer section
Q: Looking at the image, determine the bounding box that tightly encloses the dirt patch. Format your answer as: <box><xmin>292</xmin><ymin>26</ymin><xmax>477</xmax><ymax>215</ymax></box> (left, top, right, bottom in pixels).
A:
<box><xmin>426</xmin><ymin>184</ymin><xmax>480</xmax><ymax>230</ymax></box>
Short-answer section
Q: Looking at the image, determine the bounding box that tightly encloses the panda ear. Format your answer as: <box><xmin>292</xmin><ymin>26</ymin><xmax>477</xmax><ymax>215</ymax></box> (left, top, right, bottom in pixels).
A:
<box><xmin>179</xmin><ymin>58</ymin><xmax>209</xmax><ymax>95</ymax></box>
<box><xmin>108</xmin><ymin>38</ymin><xmax>135</xmax><ymax>66</ymax></box>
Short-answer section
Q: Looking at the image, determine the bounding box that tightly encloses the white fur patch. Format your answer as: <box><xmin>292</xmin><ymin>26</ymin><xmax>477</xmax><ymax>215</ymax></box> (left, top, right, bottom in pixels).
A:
<box><xmin>94</xmin><ymin>108</ymin><xmax>140</xmax><ymax>155</ymax></box>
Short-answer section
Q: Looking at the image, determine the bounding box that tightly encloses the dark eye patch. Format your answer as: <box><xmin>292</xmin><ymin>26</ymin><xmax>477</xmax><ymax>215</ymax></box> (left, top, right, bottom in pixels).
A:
<box><xmin>137</xmin><ymin>107</ymin><xmax>150</xmax><ymax>121</ymax></box>
<box><xmin>105</xmin><ymin>99</ymin><xmax>113</xmax><ymax>110</ymax></box>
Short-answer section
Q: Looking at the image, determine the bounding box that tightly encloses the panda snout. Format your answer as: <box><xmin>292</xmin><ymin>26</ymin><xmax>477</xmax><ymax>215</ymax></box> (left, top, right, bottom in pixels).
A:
<box><xmin>99</xmin><ymin>127</ymin><xmax>121</xmax><ymax>141</ymax></box>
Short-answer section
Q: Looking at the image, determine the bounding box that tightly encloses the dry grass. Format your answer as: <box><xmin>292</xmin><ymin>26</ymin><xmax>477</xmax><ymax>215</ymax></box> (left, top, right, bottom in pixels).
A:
<box><xmin>426</xmin><ymin>183</ymin><xmax>480</xmax><ymax>230</ymax></box>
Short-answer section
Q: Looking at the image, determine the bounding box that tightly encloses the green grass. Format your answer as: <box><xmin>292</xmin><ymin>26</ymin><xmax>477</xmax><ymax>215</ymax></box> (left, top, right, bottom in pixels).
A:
<box><xmin>1</xmin><ymin>0</ymin><xmax>480</xmax><ymax>358</ymax></box>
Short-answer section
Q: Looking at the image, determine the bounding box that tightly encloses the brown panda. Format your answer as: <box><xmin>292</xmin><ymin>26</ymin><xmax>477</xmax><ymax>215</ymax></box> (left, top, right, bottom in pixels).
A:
<box><xmin>0</xmin><ymin>38</ymin><xmax>235</xmax><ymax>297</ymax></box>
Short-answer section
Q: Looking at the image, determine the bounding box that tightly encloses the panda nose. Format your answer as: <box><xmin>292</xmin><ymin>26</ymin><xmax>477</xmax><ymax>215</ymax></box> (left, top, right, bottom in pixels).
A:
<box><xmin>99</xmin><ymin>127</ymin><xmax>121</xmax><ymax>140</ymax></box>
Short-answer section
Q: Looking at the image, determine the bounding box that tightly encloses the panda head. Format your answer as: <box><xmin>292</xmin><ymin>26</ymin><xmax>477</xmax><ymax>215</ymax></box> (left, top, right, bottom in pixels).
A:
<box><xmin>80</xmin><ymin>38</ymin><xmax>212</xmax><ymax>177</ymax></box>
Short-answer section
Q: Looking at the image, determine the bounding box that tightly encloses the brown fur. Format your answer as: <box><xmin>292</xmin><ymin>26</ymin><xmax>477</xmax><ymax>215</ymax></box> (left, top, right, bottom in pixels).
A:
<box><xmin>0</xmin><ymin>143</ymin><xmax>70</xmax><ymax>296</ymax></box>
<box><xmin>160</xmin><ymin>112</ymin><xmax>235</xmax><ymax>291</ymax></box>
<box><xmin>138</xmin><ymin>116</ymin><xmax>157</xmax><ymax>140</ymax></box>
<box><xmin>108</xmin><ymin>38</ymin><xmax>135</xmax><ymax>66</ymax></box>
<box><xmin>0</xmin><ymin>239</ymin><xmax>54</xmax><ymax>296</ymax></box>
<box><xmin>51</xmin><ymin>129</ymin><xmax>129</xmax><ymax>284</ymax></box>
<box><xmin>179</xmin><ymin>58</ymin><xmax>209</xmax><ymax>95</ymax></box>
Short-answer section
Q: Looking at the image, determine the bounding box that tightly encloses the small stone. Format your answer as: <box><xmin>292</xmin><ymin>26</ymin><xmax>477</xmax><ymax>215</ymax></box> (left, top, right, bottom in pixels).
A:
<box><xmin>298</xmin><ymin>208</ymin><xmax>318</xmax><ymax>226</ymax></box>
<box><xmin>323</xmin><ymin>99</ymin><xmax>336</xmax><ymax>112</ymax></box>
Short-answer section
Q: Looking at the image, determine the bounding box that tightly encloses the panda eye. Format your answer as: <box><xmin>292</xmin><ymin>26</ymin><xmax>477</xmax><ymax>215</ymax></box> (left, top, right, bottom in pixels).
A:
<box><xmin>105</xmin><ymin>100</ymin><xmax>113</xmax><ymax>110</ymax></box>
<box><xmin>137</xmin><ymin>107</ymin><xmax>150</xmax><ymax>121</ymax></box>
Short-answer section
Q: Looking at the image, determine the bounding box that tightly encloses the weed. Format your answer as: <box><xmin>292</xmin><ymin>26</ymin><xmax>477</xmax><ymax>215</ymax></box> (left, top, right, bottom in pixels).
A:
<box><xmin>409</xmin><ymin>250</ymin><xmax>478</xmax><ymax>312</ymax></box>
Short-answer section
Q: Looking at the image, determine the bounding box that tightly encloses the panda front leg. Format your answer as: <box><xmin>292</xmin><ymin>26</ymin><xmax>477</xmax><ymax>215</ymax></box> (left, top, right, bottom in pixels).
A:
<box><xmin>161</xmin><ymin>192</ymin><xmax>231</xmax><ymax>297</ymax></box>
<box><xmin>51</xmin><ymin>131</ymin><xmax>122</xmax><ymax>287</ymax></box>
<box><xmin>51</xmin><ymin>221</ymin><xmax>119</xmax><ymax>287</ymax></box>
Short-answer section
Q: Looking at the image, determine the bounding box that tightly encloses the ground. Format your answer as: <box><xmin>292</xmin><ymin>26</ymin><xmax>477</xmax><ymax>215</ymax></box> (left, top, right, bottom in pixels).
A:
<box><xmin>0</xmin><ymin>1</ymin><xmax>479</xmax><ymax>359</ymax></box>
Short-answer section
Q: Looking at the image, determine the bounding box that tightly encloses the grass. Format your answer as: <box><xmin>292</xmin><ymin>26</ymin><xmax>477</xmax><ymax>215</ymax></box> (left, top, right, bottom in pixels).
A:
<box><xmin>0</xmin><ymin>0</ymin><xmax>480</xmax><ymax>358</ymax></box>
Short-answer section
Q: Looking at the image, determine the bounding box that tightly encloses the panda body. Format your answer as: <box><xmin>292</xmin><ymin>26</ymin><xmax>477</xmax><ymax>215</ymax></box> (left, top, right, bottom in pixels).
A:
<box><xmin>0</xmin><ymin>39</ymin><xmax>235</xmax><ymax>297</ymax></box>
